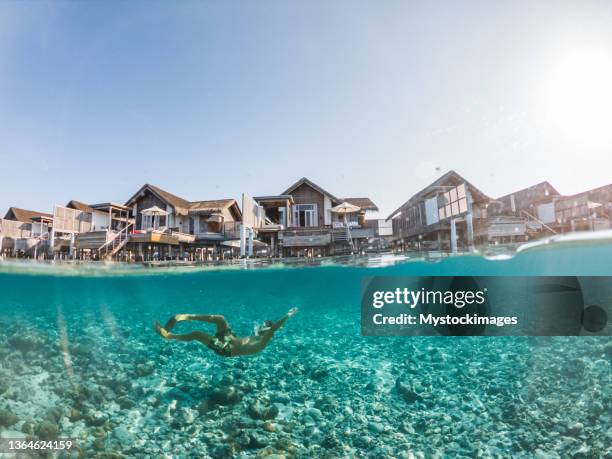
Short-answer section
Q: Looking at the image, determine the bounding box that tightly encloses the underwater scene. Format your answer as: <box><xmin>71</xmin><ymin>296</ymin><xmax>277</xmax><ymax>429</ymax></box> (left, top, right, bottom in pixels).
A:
<box><xmin>0</xmin><ymin>244</ymin><xmax>611</xmax><ymax>458</ymax></box>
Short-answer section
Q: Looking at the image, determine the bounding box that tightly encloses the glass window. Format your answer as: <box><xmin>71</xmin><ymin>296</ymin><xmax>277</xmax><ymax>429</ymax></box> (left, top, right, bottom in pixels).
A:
<box><xmin>451</xmin><ymin>202</ymin><xmax>459</xmax><ymax>216</ymax></box>
<box><xmin>439</xmin><ymin>184</ymin><xmax>469</xmax><ymax>219</ymax></box>
<box><xmin>293</xmin><ymin>204</ymin><xmax>318</xmax><ymax>227</ymax></box>
<box><xmin>457</xmin><ymin>183</ymin><xmax>466</xmax><ymax>199</ymax></box>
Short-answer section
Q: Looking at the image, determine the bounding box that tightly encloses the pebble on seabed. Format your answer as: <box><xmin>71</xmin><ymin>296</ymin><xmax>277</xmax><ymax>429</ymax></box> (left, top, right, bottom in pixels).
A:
<box><xmin>0</xmin><ymin>312</ymin><xmax>609</xmax><ymax>458</ymax></box>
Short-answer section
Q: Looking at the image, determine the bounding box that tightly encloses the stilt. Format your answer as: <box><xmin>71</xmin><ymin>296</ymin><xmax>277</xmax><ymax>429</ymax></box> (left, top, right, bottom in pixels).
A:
<box><xmin>69</xmin><ymin>234</ymin><xmax>75</xmax><ymax>259</ymax></box>
<box><xmin>50</xmin><ymin>229</ymin><xmax>56</xmax><ymax>260</ymax></box>
<box><xmin>247</xmin><ymin>228</ymin><xmax>254</xmax><ymax>257</ymax></box>
<box><xmin>466</xmin><ymin>211</ymin><xmax>474</xmax><ymax>251</ymax></box>
<box><xmin>240</xmin><ymin>224</ymin><xmax>246</xmax><ymax>258</ymax></box>
<box><xmin>466</xmin><ymin>190</ymin><xmax>475</xmax><ymax>251</ymax></box>
<box><xmin>450</xmin><ymin>218</ymin><xmax>457</xmax><ymax>254</ymax></box>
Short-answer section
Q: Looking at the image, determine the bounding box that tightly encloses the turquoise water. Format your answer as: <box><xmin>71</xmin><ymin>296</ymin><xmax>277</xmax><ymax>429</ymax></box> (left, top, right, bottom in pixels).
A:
<box><xmin>0</xmin><ymin>243</ymin><xmax>610</xmax><ymax>458</ymax></box>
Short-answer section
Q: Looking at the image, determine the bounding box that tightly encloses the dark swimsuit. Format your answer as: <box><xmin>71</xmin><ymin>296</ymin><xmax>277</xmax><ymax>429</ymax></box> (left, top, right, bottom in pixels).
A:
<box><xmin>210</xmin><ymin>328</ymin><xmax>235</xmax><ymax>357</ymax></box>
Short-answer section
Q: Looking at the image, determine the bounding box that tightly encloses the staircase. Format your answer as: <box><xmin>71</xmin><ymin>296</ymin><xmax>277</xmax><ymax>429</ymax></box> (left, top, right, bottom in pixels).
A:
<box><xmin>332</xmin><ymin>226</ymin><xmax>355</xmax><ymax>252</ymax></box>
<box><xmin>98</xmin><ymin>223</ymin><xmax>133</xmax><ymax>260</ymax></box>
<box><xmin>332</xmin><ymin>226</ymin><xmax>349</xmax><ymax>242</ymax></box>
<box><xmin>520</xmin><ymin>210</ymin><xmax>558</xmax><ymax>235</ymax></box>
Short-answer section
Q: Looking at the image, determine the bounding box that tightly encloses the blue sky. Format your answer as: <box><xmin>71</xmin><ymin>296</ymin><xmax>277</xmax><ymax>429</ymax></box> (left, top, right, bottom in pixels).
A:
<box><xmin>1</xmin><ymin>1</ymin><xmax>612</xmax><ymax>217</ymax></box>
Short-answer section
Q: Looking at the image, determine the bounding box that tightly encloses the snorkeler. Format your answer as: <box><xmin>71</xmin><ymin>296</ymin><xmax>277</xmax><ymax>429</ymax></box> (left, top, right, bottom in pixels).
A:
<box><xmin>153</xmin><ymin>307</ymin><xmax>298</xmax><ymax>357</ymax></box>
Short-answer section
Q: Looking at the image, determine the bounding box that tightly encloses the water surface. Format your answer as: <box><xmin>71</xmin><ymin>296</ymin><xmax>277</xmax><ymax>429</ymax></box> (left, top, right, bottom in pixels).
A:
<box><xmin>0</xmin><ymin>243</ymin><xmax>610</xmax><ymax>458</ymax></box>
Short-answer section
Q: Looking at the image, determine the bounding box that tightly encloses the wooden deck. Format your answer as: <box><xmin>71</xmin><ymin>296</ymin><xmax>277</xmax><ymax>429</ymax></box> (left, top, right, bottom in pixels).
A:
<box><xmin>129</xmin><ymin>232</ymin><xmax>180</xmax><ymax>245</ymax></box>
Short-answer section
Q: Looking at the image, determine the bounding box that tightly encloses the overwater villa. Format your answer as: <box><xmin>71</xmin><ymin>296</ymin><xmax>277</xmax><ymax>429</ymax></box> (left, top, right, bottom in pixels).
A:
<box><xmin>387</xmin><ymin>170</ymin><xmax>612</xmax><ymax>251</ymax></box>
<box><xmin>489</xmin><ymin>181</ymin><xmax>612</xmax><ymax>237</ymax></box>
<box><xmin>254</xmin><ymin>177</ymin><xmax>379</xmax><ymax>257</ymax></box>
<box><xmin>39</xmin><ymin>185</ymin><xmax>243</xmax><ymax>261</ymax></box>
<box><xmin>1</xmin><ymin>173</ymin><xmax>610</xmax><ymax>261</ymax></box>
<box><xmin>0</xmin><ymin>207</ymin><xmax>53</xmax><ymax>257</ymax></box>
<box><xmin>547</xmin><ymin>183</ymin><xmax>612</xmax><ymax>233</ymax></box>
<box><xmin>47</xmin><ymin>200</ymin><xmax>132</xmax><ymax>259</ymax></box>
<box><xmin>123</xmin><ymin>184</ymin><xmax>242</xmax><ymax>261</ymax></box>
<box><xmin>386</xmin><ymin>171</ymin><xmax>492</xmax><ymax>251</ymax></box>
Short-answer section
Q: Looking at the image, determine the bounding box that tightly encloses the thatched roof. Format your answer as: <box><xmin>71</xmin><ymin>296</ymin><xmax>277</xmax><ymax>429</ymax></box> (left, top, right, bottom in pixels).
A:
<box><xmin>139</xmin><ymin>184</ymin><xmax>192</xmax><ymax>214</ymax></box>
<box><xmin>189</xmin><ymin>199</ymin><xmax>242</xmax><ymax>220</ymax></box>
<box><xmin>125</xmin><ymin>184</ymin><xmax>242</xmax><ymax>219</ymax></box>
<box><xmin>66</xmin><ymin>200</ymin><xmax>94</xmax><ymax>213</ymax></box>
<box><xmin>4</xmin><ymin>207</ymin><xmax>53</xmax><ymax>223</ymax></box>
<box><xmin>343</xmin><ymin>198</ymin><xmax>378</xmax><ymax>211</ymax></box>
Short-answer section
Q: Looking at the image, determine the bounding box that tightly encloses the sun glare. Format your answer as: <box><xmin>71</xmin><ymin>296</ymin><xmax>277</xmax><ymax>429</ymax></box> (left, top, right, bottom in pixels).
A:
<box><xmin>545</xmin><ymin>47</ymin><xmax>612</xmax><ymax>150</ymax></box>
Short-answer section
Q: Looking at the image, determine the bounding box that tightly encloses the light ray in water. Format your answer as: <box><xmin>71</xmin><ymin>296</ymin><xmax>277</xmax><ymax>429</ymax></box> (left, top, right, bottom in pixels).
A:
<box><xmin>56</xmin><ymin>305</ymin><xmax>74</xmax><ymax>383</ymax></box>
<box><xmin>100</xmin><ymin>302</ymin><xmax>122</xmax><ymax>340</ymax></box>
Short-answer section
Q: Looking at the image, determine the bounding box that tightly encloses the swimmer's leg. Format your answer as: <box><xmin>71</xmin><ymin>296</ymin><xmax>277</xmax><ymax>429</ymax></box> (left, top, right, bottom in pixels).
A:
<box><xmin>155</xmin><ymin>326</ymin><xmax>215</xmax><ymax>346</ymax></box>
<box><xmin>155</xmin><ymin>314</ymin><xmax>229</xmax><ymax>336</ymax></box>
<box><xmin>153</xmin><ymin>315</ymin><xmax>189</xmax><ymax>337</ymax></box>
<box><xmin>185</xmin><ymin>315</ymin><xmax>230</xmax><ymax>334</ymax></box>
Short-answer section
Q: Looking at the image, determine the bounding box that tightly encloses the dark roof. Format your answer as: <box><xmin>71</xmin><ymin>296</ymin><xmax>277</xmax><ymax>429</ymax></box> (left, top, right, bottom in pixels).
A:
<box><xmin>66</xmin><ymin>200</ymin><xmax>94</xmax><ymax>213</ymax></box>
<box><xmin>146</xmin><ymin>184</ymin><xmax>191</xmax><ymax>214</ymax></box>
<box><xmin>4</xmin><ymin>207</ymin><xmax>53</xmax><ymax>223</ymax></box>
<box><xmin>281</xmin><ymin>177</ymin><xmax>378</xmax><ymax>211</ymax></box>
<box><xmin>253</xmin><ymin>195</ymin><xmax>294</xmax><ymax>201</ymax></box>
<box><xmin>343</xmin><ymin>198</ymin><xmax>379</xmax><ymax>211</ymax></box>
<box><xmin>561</xmin><ymin>182</ymin><xmax>612</xmax><ymax>200</ymax></box>
<box><xmin>496</xmin><ymin>181</ymin><xmax>560</xmax><ymax>202</ymax></box>
<box><xmin>282</xmin><ymin>177</ymin><xmax>342</xmax><ymax>203</ymax></box>
<box><xmin>386</xmin><ymin>170</ymin><xmax>492</xmax><ymax>220</ymax></box>
<box><xmin>125</xmin><ymin>184</ymin><xmax>241</xmax><ymax>218</ymax></box>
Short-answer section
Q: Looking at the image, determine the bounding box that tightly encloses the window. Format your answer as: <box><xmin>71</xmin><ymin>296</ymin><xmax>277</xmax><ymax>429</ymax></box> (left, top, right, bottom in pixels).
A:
<box><xmin>403</xmin><ymin>205</ymin><xmax>422</xmax><ymax>229</ymax></box>
<box><xmin>199</xmin><ymin>215</ymin><xmax>208</xmax><ymax>232</ymax></box>
<box><xmin>142</xmin><ymin>215</ymin><xmax>165</xmax><ymax>230</ymax></box>
<box><xmin>293</xmin><ymin>204</ymin><xmax>317</xmax><ymax>227</ymax></box>
<box><xmin>279</xmin><ymin>207</ymin><xmax>286</xmax><ymax>227</ymax></box>
<box><xmin>438</xmin><ymin>184</ymin><xmax>469</xmax><ymax>220</ymax></box>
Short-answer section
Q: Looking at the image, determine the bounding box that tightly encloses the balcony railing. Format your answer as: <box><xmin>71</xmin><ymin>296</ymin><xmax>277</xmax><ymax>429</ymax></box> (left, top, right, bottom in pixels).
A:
<box><xmin>349</xmin><ymin>227</ymin><xmax>376</xmax><ymax>239</ymax></box>
<box><xmin>194</xmin><ymin>222</ymin><xmax>242</xmax><ymax>241</ymax></box>
<box><xmin>0</xmin><ymin>219</ymin><xmax>32</xmax><ymax>238</ymax></box>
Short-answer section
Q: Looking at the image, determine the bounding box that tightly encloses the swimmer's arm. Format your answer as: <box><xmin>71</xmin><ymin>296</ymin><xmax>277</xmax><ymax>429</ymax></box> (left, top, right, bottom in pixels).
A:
<box><xmin>269</xmin><ymin>307</ymin><xmax>298</xmax><ymax>332</ymax></box>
